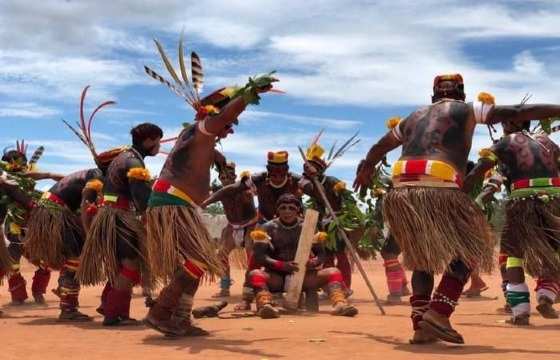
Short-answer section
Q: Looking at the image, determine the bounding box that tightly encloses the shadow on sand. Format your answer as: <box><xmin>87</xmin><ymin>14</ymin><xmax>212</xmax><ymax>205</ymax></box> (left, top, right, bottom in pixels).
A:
<box><xmin>329</xmin><ymin>330</ymin><xmax>560</xmax><ymax>356</ymax></box>
<box><xmin>142</xmin><ymin>333</ymin><xmax>285</xmax><ymax>358</ymax></box>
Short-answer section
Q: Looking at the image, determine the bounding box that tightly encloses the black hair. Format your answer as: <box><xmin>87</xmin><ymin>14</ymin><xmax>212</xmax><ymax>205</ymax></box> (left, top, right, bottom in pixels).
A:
<box><xmin>432</xmin><ymin>83</ymin><xmax>465</xmax><ymax>103</ymax></box>
<box><xmin>2</xmin><ymin>150</ymin><xmax>27</xmax><ymax>164</ymax></box>
<box><xmin>276</xmin><ymin>193</ymin><xmax>302</xmax><ymax>209</ymax></box>
<box><xmin>131</xmin><ymin>123</ymin><xmax>163</xmax><ymax>147</ymax></box>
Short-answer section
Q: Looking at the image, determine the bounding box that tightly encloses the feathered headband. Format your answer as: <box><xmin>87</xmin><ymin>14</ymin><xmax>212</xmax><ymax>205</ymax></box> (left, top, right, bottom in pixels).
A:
<box><xmin>63</xmin><ymin>86</ymin><xmax>123</xmax><ymax>168</ymax></box>
<box><xmin>3</xmin><ymin>140</ymin><xmax>45</xmax><ymax>172</ymax></box>
<box><xmin>305</xmin><ymin>129</ymin><xmax>360</xmax><ymax>170</ymax></box>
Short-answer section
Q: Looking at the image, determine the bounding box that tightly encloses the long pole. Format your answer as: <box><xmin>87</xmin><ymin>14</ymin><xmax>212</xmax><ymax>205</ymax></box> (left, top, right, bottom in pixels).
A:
<box><xmin>298</xmin><ymin>146</ymin><xmax>386</xmax><ymax>315</ymax></box>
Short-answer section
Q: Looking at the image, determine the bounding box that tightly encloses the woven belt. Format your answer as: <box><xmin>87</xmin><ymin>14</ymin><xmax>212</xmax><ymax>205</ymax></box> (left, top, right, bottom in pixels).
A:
<box><xmin>392</xmin><ymin>159</ymin><xmax>462</xmax><ymax>187</ymax></box>
<box><xmin>511</xmin><ymin>177</ymin><xmax>560</xmax><ymax>191</ymax></box>
<box><xmin>102</xmin><ymin>193</ymin><xmax>131</xmax><ymax>210</ymax></box>
<box><xmin>42</xmin><ymin>192</ymin><xmax>66</xmax><ymax>207</ymax></box>
<box><xmin>152</xmin><ymin>179</ymin><xmax>196</xmax><ymax>206</ymax></box>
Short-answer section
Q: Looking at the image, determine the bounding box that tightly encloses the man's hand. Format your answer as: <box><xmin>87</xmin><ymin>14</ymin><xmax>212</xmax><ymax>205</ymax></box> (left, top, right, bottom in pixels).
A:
<box><xmin>353</xmin><ymin>159</ymin><xmax>375</xmax><ymax>195</ymax></box>
<box><xmin>306</xmin><ymin>258</ymin><xmax>321</xmax><ymax>270</ymax></box>
<box><xmin>283</xmin><ymin>261</ymin><xmax>300</xmax><ymax>273</ymax></box>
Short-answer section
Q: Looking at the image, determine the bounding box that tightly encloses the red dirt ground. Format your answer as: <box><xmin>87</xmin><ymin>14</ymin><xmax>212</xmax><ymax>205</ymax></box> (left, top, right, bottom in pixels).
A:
<box><xmin>1</xmin><ymin>260</ymin><xmax>559</xmax><ymax>360</ymax></box>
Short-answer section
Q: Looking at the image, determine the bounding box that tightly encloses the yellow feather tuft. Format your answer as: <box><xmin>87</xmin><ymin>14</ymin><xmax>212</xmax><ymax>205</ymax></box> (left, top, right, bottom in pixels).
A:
<box><xmin>477</xmin><ymin>92</ymin><xmax>495</xmax><ymax>105</ymax></box>
<box><xmin>386</xmin><ymin>116</ymin><xmax>401</xmax><ymax>129</ymax></box>
<box><xmin>85</xmin><ymin>179</ymin><xmax>104</xmax><ymax>193</ymax></box>
<box><xmin>127</xmin><ymin>167</ymin><xmax>151</xmax><ymax>181</ymax></box>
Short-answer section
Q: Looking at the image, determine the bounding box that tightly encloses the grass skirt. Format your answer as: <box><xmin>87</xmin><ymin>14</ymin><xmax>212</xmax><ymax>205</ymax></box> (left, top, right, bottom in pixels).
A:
<box><xmin>146</xmin><ymin>205</ymin><xmax>225</xmax><ymax>283</ymax></box>
<box><xmin>502</xmin><ymin>197</ymin><xmax>560</xmax><ymax>279</ymax></box>
<box><xmin>24</xmin><ymin>203</ymin><xmax>83</xmax><ymax>269</ymax></box>
<box><xmin>77</xmin><ymin>206</ymin><xmax>148</xmax><ymax>287</ymax></box>
<box><xmin>383</xmin><ymin>187</ymin><xmax>494</xmax><ymax>274</ymax></box>
<box><xmin>0</xmin><ymin>235</ymin><xmax>12</xmax><ymax>282</ymax></box>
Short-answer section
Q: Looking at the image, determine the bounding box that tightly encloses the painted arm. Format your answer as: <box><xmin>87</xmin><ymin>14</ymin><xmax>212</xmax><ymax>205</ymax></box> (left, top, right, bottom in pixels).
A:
<box><xmin>463</xmin><ymin>158</ymin><xmax>496</xmax><ymax>194</ymax></box>
<box><xmin>25</xmin><ymin>172</ymin><xmax>65</xmax><ymax>181</ymax></box>
<box><xmin>0</xmin><ymin>182</ymin><xmax>33</xmax><ymax>209</ymax></box>
<box><xmin>353</xmin><ymin>131</ymin><xmax>402</xmax><ymax>194</ymax></box>
<box><xmin>213</xmin><ymin>149</ymin><xmax>227</xmax><ymax>174</ymax></box>
<box><xmin>488</xmin><ymin>104</ymin><xmax>560</xmax><ymax>125</ymax></box>
<box><xmin>252</xmin><ymin>241</ymin><xmax>299</xmax><ymax>273</ymax></box>
<box><xmin>80</xmin><ymin>187</ymin><xmax>99</xmax><ymax>231</ymax></box>
<box><xmin>203</xmin><ymin>97</ymin><xmax>248</xmax><ymax>135</ymax></box>
<box><xmin>126</xmin><ymin>159</ymin><xmax>152</xmax><ymax>213</ymax></box>
<box><xmin>202</xmin><ymin>181</ymin><xmax>245</xmax><ymax>208</ymax></box>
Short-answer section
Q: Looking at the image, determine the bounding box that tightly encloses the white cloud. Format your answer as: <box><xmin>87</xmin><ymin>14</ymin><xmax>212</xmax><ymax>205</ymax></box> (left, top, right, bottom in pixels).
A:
<box><xmin>0</xmin><ymin>102</ymin><xmax>60</xmax><ymax>118</ymax></box>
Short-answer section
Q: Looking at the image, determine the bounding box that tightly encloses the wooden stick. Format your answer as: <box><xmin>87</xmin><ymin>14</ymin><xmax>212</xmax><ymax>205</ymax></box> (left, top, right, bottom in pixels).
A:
<box><xmin>298</xmin><ymin>146</ymin><xmax>386</xmax><ymax>315</ymax></box>
<box><xmin>283</xmin><ymin>209</ymin><xmax>319</xmax><ymax>310</ymax></box>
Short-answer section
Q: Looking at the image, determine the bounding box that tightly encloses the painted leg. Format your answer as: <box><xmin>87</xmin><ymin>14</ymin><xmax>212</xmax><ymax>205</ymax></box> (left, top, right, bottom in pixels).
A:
<box><xmin>419</xmin><ymin>260</ymin><xmax>470</xmax><ymax>344</ymax></box>
<box><xmin>31</xmin><ymin>263</ymin><xmax>51</xmax><ymax>304</ymax></box>
<box><xmin>58</xmin><ymin>262</ymin><xmax>92</xmax><ymax>322</ymax></box>
<box><xmin>324</xmin><ymin>269</ymin><xmax>358</xmax><ymax>317</ymax></box>
<box><xmin>505</xmin><ymin>257</ymin><xmax>530</xmax><ymax>325</ymax></box>
<box><xmin>535</xmin><ymin>278</ymin><xmax>559</xmax><ymax>319</ymax></box>
<box><xmin>409</xmin><ymin>270</ymin><xmax>436</xmax><ymax>344</ymax></box>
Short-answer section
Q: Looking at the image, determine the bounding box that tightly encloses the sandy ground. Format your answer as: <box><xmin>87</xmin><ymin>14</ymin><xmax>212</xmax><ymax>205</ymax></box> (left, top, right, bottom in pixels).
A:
<box><xmin>1</xmin><ymin>260</ymin><xmax>559</xmax><ymax>360</ymax></box>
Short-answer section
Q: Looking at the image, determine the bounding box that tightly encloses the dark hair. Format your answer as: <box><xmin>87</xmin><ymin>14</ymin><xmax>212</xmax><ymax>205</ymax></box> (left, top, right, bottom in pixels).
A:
<box><xmin>466</xmin><ymin>160</ymin><xmax>475</xmax><ymax>173</ymax></box>
<box><xmin>276</xmin><ymin>193</ymin><xmax>302</xmax><ymax>209</ymax></box>
<box><xmin>131</xmin><ymin>123</ymin><xmax>163</xmax><ymax>147</ymax></box>
<box><xmin>432</xmin><ymin>82</ymin><xmax>465</xmax><ymax>103</ymax></box>
<box><xmin>2</xmin><ymin>150</ymin><xmax>27</xmax><ymax>164</ymax></box>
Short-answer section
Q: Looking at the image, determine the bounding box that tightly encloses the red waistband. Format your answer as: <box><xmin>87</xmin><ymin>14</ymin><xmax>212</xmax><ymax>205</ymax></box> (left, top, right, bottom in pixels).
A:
<box><xmin>47</xmin><ymin>193</ymin><xmax>66</xmax><ymax>207</ymax></box>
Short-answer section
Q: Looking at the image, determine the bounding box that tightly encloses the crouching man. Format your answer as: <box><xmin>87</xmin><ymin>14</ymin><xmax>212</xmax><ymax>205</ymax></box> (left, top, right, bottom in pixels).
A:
<box><xmin>247</xmin><ymin>193</ymin><xmax>358</xmax><ymax>319</ymax></box>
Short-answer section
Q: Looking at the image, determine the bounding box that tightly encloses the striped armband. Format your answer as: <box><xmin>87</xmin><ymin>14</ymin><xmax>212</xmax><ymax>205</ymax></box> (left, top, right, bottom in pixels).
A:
<box><xmin>127</xmin><ymin>167</ymin><xmax>151</xmax><ymax>181</ymax></box>
<box><xmin>197</xmin><ymin>120</ymin><xmax>217</xmax><ymax>137</ymax></box>
<box><xmin>506</xmin><ymin>257</ymin><xmax>523</xmax><ymax>269</ymax></box>
<box><xmin>243</xmin><ymin>173</ymin><xmax>257</xmax><ymax>193</ymax></box>
<box><xmin>391</xmin><ymin>123</ymin><xmax>403</xmax><ymax>141</ymax></box>
<box><xmin>473</xmin><ymin>101</ymin><xmax>494</xmax><ymax>124</ymax></box>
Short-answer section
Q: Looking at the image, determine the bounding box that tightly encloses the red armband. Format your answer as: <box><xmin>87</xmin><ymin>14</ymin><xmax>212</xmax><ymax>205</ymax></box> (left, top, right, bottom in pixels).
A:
<box><xmin>86</xmin><ymin>204</ymin><xmax>98</xmax><ymax>216</ymax></box>
<box><xmin>272</xmin><ymin>260</ymin><xmax>285</xmax><ymax>271</ymax></box>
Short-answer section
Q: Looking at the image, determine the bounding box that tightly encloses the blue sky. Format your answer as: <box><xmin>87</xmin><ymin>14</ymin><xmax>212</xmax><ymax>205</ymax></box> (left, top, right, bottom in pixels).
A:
<box><xmin>1</xmin><ymin>0</ymin><xmax>560</xmax><ymax>189</ymax></box>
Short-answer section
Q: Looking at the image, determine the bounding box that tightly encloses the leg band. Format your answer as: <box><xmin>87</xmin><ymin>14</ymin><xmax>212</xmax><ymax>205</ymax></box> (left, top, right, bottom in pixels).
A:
<box><xmin>183</xmin><ymin>259</ymin><xmax>206</xmax><ymax>279</ymax></box>
<box><xmin>506</xmin><ymin>257</ymin><xmax>523</xmax><ymax>269</ymax></box>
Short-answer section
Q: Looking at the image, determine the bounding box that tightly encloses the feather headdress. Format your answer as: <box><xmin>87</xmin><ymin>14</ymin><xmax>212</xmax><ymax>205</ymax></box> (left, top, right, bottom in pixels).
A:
<box><xmin>145</xmin><ymin>35</ymin><xmax>279</xmax><ymax>122</ymax></box>
<box><xmin>144</xmin><ymin>34</ymin><xmax>207</xmax><ymax>114</ymax></box>
<box><xmin>62</xmin><ymin>86</ymin><xmax>122</xmax><ymax>168</ymax></box>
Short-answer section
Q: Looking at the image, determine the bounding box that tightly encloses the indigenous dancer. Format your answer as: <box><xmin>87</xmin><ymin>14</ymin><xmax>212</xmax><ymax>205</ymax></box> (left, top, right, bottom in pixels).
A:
<box><xmin>2</xmin><ymin>141</ymin><xmax>62</xmax><ymax>305</ymax></box>
<box><xmin>210</xmin><ymin>151</ymin><xmax>305</xmax><ymax>223</ymax></box>
<box><xmin>142</xmin><ymin>36</ymin><xmax>277</xmax><ymax>337</ymax></box>
<box><xmin>300</xmin><ymin>139</ymin><xmax>355</xmax><ymax>294</ymax></box>
<box><xmin>0</xmin><ymin>170</ymin><xmax>39</xmax><ymax>316</ymax></box>
<box><xmin>248</xmin><ymin>193</ymin><xmax>358</xmax><ymax>319</ymax></box>
<box><xmin>354</xmin><ymin>73</ymin><xmax>560</xmax><ymax>344</ymax></box>
<box><xmin>25</xmin><ymin>87</ymin><xmax>124</xmax><ymax>321</ymax></box>
<box><xmin>461</xmin><ymin>160</ymin><xmax>495</xmax><ymax>298</ymax></box>
<box><xmin>465</xmin><ymin>115</ymin><xmax>560</xmax><ymax>325</ymax></box>
<box><xmin>77</xmin><ymin>122</ymin><xmax>162</xmax><ymax>326</ymax></box>
<box><xmin>202</xmin><ymin>161</ymin><xmax>258</xmax><ymax>299</ymax></box>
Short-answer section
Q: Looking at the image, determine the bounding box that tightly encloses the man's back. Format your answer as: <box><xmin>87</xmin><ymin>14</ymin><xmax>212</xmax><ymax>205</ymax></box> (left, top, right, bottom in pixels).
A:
<box><xmin>494</xmin><ymin>132</ymin><xmax>560</xmax><ymax>182</ymax></box>
<box><xmin>399</xmin><ymin>99</ymin><xmax>476</xmax><ymax>173</ymax></box>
